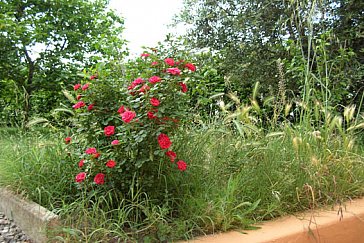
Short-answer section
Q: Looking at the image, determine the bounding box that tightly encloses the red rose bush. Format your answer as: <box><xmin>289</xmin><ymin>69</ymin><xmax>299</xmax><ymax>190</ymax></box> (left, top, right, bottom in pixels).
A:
<box><xmin>65</xmin><ymin>52</ymin><xmax>197</xmax><ymax>195</ymax></box>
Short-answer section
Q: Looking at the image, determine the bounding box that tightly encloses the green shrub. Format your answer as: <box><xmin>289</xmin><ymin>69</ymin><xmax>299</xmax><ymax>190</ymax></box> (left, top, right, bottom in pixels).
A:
<box><xmin>66</xmin><ymin>52</ymin><xmax>197</xmax><ymax>200</ymax></box>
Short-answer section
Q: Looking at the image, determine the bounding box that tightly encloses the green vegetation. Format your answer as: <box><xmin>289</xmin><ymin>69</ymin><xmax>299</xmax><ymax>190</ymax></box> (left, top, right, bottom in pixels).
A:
<box><xmin>0</xmin><ymin>128</ymin><xmax>77</xmax><ymax>208</ymax></box>
<box><xmin>177</xmin><ymin>0</ymin><xmax>364</xmax><ymax>109</ymax></box>
<box><xmin>0</xmin><ymin>0</ymin><xmax>363</xmax><ymax>242</ymax></box>
<box><xmin>0</xmin><ymin>99</ymin><xmax>363</xmax><ymax>241</ymax></box>
<box><xmin>0</xmin><ymin>0</ymin><xmax>126</xmax><ymax>126</ymax></box>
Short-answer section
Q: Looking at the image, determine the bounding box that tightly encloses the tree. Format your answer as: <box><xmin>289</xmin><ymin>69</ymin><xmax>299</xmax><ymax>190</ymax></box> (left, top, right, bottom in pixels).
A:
<box><xmin>0</xmin><ymin>0</ymin><xmax>127</xmax><ymax>126</ymax></box>
<box><xmin>177</xmin><ymin>0</ymin><xmax>298</xmax><ymax>99</ymax></box>
<box><xmin>176</xmin><ymin>0</ymin><xmax>363</xmax><ymax>107</ymax></box>
<box><xmin>333</xmin><ymin>0</ymin><xmax>364</xmax><ymax>63</ymax></box>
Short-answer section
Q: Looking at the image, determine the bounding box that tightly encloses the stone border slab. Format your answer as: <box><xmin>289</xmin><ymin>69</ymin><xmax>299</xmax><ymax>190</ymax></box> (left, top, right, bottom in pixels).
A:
<box><xmin>0</xmin><ymin>187</ymin><xmax>59</xmax><ymax>243</ymax></box>
<box><xmin>187</xmin><ymin>197</ymin><xmax>364</xmax><ymax>243</ymax></box>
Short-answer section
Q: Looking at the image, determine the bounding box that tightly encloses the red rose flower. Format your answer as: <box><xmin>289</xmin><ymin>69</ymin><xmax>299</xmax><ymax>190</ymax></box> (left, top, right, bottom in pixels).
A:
<box><xmin>104</xmin><ymin>126</ymin><xmax>115</xmax><ymax>137</ymax></box>
<box><xmin>122</xmin><ymin>110</ymin><xmax>136</xmax><ymax>123</ymax></box>
<box><xmin>93</xmin><ymin>152</ymin><xmax>101</xmax><ymax>159</ymax></box>
<box><xmin>175</xmin><ymin>60</ymin><xmax>183</xmax><ymax>65</ymax></box>
<box><xmin>76</xmin><ymin>94</ymin><xmax>82</xmax><ymax>100</ymax></box>
<box><xmin>72</xmin><ymin>101</ymin><xmax>85</xmax><ymax>109</ymax></box>
<box><xmin>165</xmin><ymin>151</ymin><xmax>177</xmax><ymax>162</ymax></box>
<box><xmin>176</xmin><ymin>160</ymin><xmax>187</xmax><ymax>171</ymax></box>
<box><xmin>73</xmin><ymin>84</ymin><xmax>81</xmax><ymax>91</ymax></box>
<box><xmin>164</xmin><ymin>58</ymin><xmax>175</xmax><ymax>66</ymax></box>
<box><xmin>151</xmin><ymin>61</ymin><xmax>158</xmax><ymax>66</ymax></box>
<box><xmin>87</xmin><ymin>104</ymin><xmax>94</xmax><ymax>111</ymax></box>
<box><xmin>140</xmin><ymin>53</ymin><xmax>150</xmax><ymax>57</ymax></box>
<box><xmin>94</xmin><ymin>173</ymin><xmax>105</xmax><ymax>185</ymax></box>
<box><xmin>64</xmin><ymin>137</ymin><xmax>71</xmax><ymax>144</ymax></box>
<box><xmin>166</xmin><ymin>68</ymin><xmax>181</xmax><ymax>75</ymax></box>
<box><xmin>179</xmin><ymin>82</ymin><xmax>188</xmax><ymax>93</ymax></box>
<box><xmin>139</xmin><ymin>84</ymin><xmax>150</xmax><ymax>93</ymax></box>
<box><xmin>82</xmin><ymin>83</ymin><xmax>89</xmax><ymax>91</ymax></box>
<box><xmin>150</xmin><ymin>97</ymin><xmax>160</xmax><ymax>107</ymax></box>
<box><xmin>161</xmin><ymin>117</ymin><xmax>179</xmax><ymax>123</ymax></box>
<box><xmin>78</xmin><ymin>159</ymin><xmax>85</xmax><ymax>168</ymax></box>
<box><xmin>118</xmin><ymin>105</ymin><xmax>126</xmax><ymax>114</ymax></box>
<box><xmin>185</xmin><ymin>63</ymin><xmax>196</xmax><ymax>72</ymax></box>
<box><xmin>132</xmin><ymin>77</ymin><xmax>144</xmax><ymax>86</ymax></box>
<box><xmin>75</xmin><ymin>172</ymin><xmax>86</xmax><ymax>182</ymax></box>
<box><xmin>149</xmin><ymin>76</ymin><xmax>161</xmax><ymax>84</ymax></box>
<box><xmin>158</xmin><ymin>133</ymin><xmax>172</xmax><ymax>149</ymax></box>
<box><xmin>111</xmin><ymin>140</ymin><xmax>119</xmax><ymax>145</ymax></box>
<box><xmin>147</xmin><ymin>111</ymin><xmax>157</xmax><ymax>119</ymax></box>
<box><xmin>106</xmin><ymin>159</ymin><xmax>116</xmax><ymax>168</ymax></box>
<box><xmin>85</xmin><ymin>147</ymin><xmax>97</xmax><ymax>154</ymax></box>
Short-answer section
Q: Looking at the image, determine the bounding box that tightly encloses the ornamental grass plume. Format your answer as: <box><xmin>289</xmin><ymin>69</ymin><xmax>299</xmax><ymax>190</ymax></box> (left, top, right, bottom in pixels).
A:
<box><xmin>276</xmin><ymin>58</ymin><xmax>286</xmax><ymax>105</ymax></box>
<box><xmin>292</xmin><ymin>137</ymin><xmax>302</xmax><ymax>153</ymax></box>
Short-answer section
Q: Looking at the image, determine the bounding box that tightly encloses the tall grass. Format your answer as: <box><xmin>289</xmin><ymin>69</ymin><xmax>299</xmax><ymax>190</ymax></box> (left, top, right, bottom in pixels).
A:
<box><xmin>0</xmin><ymin>128</ymin><xmax>77</xmax><ymax>209</ymax></box>
<box><xmin>170</xmin><ymin>121</ymin><xmax>364</xmax><ymax>237</ymax></box>
<box><xmin>0</xmin><ymin>107</ymin><xmax>364</xmax><ymax>242</ymax></box>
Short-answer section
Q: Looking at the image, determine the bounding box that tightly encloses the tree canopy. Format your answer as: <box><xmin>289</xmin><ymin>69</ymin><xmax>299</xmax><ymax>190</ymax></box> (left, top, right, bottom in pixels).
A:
<box><xmin>0</xmin><ymin>0</ymin><xmax>127</xmax><ymax>125</ymax></box>
<box><xmin>177</xmin><ymin>0</ymin><xmax>363</xmax><ymax>106</ymax></box>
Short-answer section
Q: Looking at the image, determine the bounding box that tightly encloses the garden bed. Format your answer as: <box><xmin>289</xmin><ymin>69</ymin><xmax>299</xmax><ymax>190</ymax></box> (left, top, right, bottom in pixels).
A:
<box><xmin>1</xmin><ymin>125</ymin><xmax>364</xmax><ymax>242</ymax></box>
<box><xmin>187</xmin><ymin>197</ymin><xmax>364</xmax><ymax>243</ymax></box>
<box><xmin>1</xmin><ymin>186</ymin><xmax>363</xmax><ymax>243</ymax></box>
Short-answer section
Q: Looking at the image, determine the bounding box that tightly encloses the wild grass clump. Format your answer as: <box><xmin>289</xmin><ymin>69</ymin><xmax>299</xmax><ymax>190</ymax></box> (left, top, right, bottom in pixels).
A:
<box><xmin>0</xmin><ymin>128</ymin><xmax>78</xmax><ymax>209</ymax></box>
<box><xmin>168</xmin><ymin>119</ymin><xmax>364</xmax><ymax>237</ymax></box>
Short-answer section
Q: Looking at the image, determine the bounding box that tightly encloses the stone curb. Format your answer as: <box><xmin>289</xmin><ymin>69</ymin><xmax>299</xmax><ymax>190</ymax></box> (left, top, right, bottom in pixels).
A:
<box><xmin>0</xmin><ymin>187</ymin><xmax>59</xmax><ymax>243</ymax></box>
<box><xmin>187</xmin><ymin>197</ymin><xmax>364</xmax><ymax>243</ymax></box>
<box><xmin>1</xmin><ymin>186</ymin><xmax>363</xmax><ymax>243</ymax></box>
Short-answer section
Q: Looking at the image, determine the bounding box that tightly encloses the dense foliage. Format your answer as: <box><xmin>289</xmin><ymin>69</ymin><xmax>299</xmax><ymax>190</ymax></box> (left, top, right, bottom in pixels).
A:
<box><xmin>0</xmin><ymin>1</ymin><xmax>364</xmax><ymax>242</ymax></box>
<box><xmin>0</xmin><ymin>0</ymin><xmax>126</xmax><ymax>126</ymax></box>
<box><xmin>65</xmin><ymin>52</ymin><xmax>197</xmax><ymax>201</ymax></box>
<box><xmin>177</xmin><ymin>0</ymin><xmax>363</xmax><ymax>108</ymax></box>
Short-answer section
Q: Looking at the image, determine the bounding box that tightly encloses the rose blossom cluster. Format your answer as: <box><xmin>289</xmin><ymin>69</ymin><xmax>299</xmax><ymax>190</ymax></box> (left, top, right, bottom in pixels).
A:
<box><xmin>157</xmin><ymin>133</ymin><xmax>187</xmax><ymax>171</ymax></box>
<box><xmin>72</xmin><ymin>76</ymin><xmax>95</xmax><ymax>111</ymax></box>
<box><xmin>67</xmin><ymin>54</ymin><xmax>196</xmax><ymax>186</ymax></box>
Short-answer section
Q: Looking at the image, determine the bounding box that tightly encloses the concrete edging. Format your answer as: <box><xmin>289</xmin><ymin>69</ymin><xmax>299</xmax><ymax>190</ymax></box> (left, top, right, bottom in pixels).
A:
<box><xmin>0</xmin><ymin>187</ymin><xmax>59</xmax><ymax>243</ymax></box>
<box><xmin>188</xmin><ymin>197</ymin><xmax>364</xmax><ymax>243</ymax></box>
<box><xmin>1</xmin><ymin>186</ymin><xmax>363</xmax><ymax>243</ymax></box>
